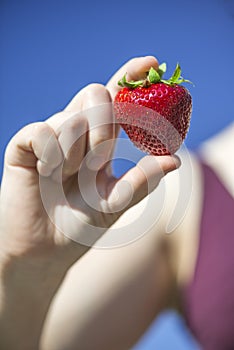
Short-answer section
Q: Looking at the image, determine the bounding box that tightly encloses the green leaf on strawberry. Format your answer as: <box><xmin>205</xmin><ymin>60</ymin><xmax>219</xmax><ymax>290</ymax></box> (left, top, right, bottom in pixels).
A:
<box><xmin>118</xmin><ymin>74</ymin><xmax>144</xmax><ymax>88</ymax></box>
<box><xmin>157</xmin><ymin>62</ymin><xmax>167</xmax><ymax>77</ymax></box>
<box><xmin>118</xmin><ymin>62</ymin><xmax>193</xmax><ymax>88</ymax></box>
<box><xmin>148</xmin><ymin>67</ymin><xmax>161</xmax><ymax>84</ymax></box>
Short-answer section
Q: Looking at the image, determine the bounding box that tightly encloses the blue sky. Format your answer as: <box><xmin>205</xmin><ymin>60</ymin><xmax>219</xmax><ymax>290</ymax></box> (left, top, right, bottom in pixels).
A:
<box><xmin>0</xmin><ymin>0</ymin><xmax>233</xmax><ymax>348</ymax></box>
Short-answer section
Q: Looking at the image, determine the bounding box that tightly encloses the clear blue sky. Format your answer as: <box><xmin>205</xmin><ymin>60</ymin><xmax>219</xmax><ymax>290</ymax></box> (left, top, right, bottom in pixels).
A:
<box><xmin>0</xmin><ymin>0</ymin><xmax>233</xmax><ymax>348</ymax></box>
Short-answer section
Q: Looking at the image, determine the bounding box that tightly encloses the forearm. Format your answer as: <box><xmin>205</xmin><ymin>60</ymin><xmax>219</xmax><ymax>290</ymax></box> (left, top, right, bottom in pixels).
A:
<box><xmin>41</xmin><ymin>224</ymin><xmax>175</xmax><ymax>350</ymax></box>
<box><xmin>0</xmin><ymin>249</ymin><xmax>68</xmax><ymax>350</ymax></box>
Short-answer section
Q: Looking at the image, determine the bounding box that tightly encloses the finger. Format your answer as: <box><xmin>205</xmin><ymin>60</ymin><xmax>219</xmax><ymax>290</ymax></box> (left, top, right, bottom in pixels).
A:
<box><xmin>64</xmin><ymin>83</ymin><xmax>96</xmax><ymax>113</ymax></box>
<box><xmin>81</xmin><ymin>84</ymin><xmax>115</xmax><ymax>171</ymax></box>
<box><xmin>106</xmin><ymin>56</ymin><xmax>159</xmax><ymax>100</ymax></box>
<box><xmin>32</xmin><ymin>123</ymin><xmax>64</xmax><ymax>177</ymax></box>
<box><xmin>56</xmin><ymin>114</ymin><xmax>88</xmax><ymax>179</ymax></box>
<box><xmin>47</xmin><ymin>85</ymin><xmax>114</xmax><ymax>175</ymax></box>
<box><xmin>5</xmin><ymin>122</ymin><xmax>63</xmax><ymax>177</ymax></box>
<box><xmin>64</xmin><ymin>88</ymin><xmax>86</xmax><ymax>113</ymax></box>
<box><xmin>107</xmin><ymin>155</ymin><xmax>181</xmax><ymax>214</ymax></box>
<box><xmin>105</xmin><ymin>56</ymin><xmax>160</xmax><ymax>176</ymax></box>
<box><xmin>46</xmin><ymin>110</ymin><xmax>89</xmax><ymax>179</ymax></box>
<box><xmin>49</xmin><ymin>85</ymin><xmax>115</xmax><ymax>174</ymax></box>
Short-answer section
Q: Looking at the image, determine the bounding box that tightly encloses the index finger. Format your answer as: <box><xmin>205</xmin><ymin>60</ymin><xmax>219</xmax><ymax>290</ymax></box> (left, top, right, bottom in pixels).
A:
<box><xmin>106</xmin><ymin>56</ymin><xmax>159</xmax><ymax>100</ymax></box>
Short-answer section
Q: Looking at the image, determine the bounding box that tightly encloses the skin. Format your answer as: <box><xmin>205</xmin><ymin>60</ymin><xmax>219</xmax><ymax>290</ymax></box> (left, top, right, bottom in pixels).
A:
<box><xmin>1</xmin><ymin>54</ymin><xmax>233</xmax><ymax>350</ymax></box>
<box><xmin>40</xmin><ymin>123</ymin><xmax>234</xmax><ymax>350</ymax></box>
<box><xmin>40</xmin><ymin>147</ymin><xmax>204</xmax><ymax>350</ymax></box>
<box><xmin>0</xmin><ymin>56</ymin><xmax>181</xmax><ymax>350</ymax></box>
<box><xmin>40</xmin><ymin>95</ymin><xmax>234</xmax><ymax>350</ymax></box>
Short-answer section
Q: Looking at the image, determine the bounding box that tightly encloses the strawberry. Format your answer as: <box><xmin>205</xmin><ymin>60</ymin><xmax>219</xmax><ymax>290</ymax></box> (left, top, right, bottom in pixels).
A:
<box><xmin>114</xmin><ymin>63</ymin><xmax>192</xmax><ymax>155</ymax></box>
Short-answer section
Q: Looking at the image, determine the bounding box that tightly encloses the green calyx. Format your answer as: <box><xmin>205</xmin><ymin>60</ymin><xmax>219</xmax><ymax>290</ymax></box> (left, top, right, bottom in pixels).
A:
<box><xmin>118</xmin><ymin>62</ymin><xmax>193</xmax><ymax>88</ymax></box>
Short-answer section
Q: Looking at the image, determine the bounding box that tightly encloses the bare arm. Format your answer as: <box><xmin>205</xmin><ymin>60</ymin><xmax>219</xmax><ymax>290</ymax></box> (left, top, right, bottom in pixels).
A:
<box><xmin>41</xmin><ymin>220</ymin><xmax>176</xmax><ymax>350</ymax></box>
<box><xmin>41</xmin><ymin>149</ymin><xmax>202</xmax><ymax>350</ymax></box>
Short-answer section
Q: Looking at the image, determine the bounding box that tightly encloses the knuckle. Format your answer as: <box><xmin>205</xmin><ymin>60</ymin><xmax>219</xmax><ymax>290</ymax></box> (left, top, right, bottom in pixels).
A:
<box><xmin>4</xmin><ymin>122</ymin><xmax>44</xmax><ymax>162</ymax></box>
<box><xmin>31</xmin><ymin>123</ymin><xmax>54</xmax><ymax>149</ymax></box>
<box><xmin>32</xmin><ymin>122</ymin><xmax>50</xmax><ymax>136</ymax></box>
<box><xmin>84</xmin><ymin>83</ymin><xmax>111</xmax><ymax>101</ymax></box>
<box><xmin>4</xmin><ymin>140</ymin><xmax>14</xmax><ymax>160</ymax></box>
<box><xmin>47</xmin><ymin>111</ymin><xmax>79</xmax><ymax>134</ymax></box>
<box><xmin>86</xmin><ymin>82</ymin><xmax>105</xmax><ymax>92</ymax></box>
<box><xmin>129</xmin><ymin>57</ymin><xmax>140</xmax><ymax>65</ymax></box>
<box><xmin>60</xmin><ymin>114</ymin><xmax>87</xmax><ymax>138</ymax></box>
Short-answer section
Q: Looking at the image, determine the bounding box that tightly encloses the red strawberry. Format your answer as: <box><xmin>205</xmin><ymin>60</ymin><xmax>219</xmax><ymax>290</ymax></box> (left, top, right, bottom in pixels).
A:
<box><xmin>114</xmin><ymin>63</ymin><xmax>192</xmax><ymax>155</ymax></box>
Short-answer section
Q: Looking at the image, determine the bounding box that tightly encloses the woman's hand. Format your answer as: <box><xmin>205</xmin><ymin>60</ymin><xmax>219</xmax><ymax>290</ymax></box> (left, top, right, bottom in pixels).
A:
<box><xmin>0</xmin><ymin>56</ymin><xmax>179</xmax><ymax>265</ymax></box>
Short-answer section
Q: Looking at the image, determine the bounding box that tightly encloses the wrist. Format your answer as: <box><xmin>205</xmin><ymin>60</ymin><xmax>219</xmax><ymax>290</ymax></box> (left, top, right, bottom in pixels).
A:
<box><xmin>0</xmin><ymin>248</ymin><xmax>68</xmax><ymax>350</ymax></box>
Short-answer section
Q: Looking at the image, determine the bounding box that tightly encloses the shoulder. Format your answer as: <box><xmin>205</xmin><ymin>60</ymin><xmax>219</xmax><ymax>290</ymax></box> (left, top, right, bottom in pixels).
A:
<box><xmin>199</xmin><ymin>122</ymin><xmax>234</xmax><ymax>196</ymax></box>
<box><xmin>168</xmin><ymin>122</ymin><xmax>234</xmax><ymax>288</ymax></box>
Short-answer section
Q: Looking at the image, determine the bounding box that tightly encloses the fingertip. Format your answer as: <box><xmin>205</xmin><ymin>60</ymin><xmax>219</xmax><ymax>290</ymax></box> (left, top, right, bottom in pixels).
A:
<box><xmin>172</xmin><ymin>154</ymin><xmax>181</xmax><ymax>168</ymax></box>
<box><xmin>128</xmin><ymin>55</ymin><xmax>158</xmax><ymax>67</ymax></box>
<box><xmin>141</xmin><ymin>55</ymin><xmax>159</xmax><ymax>68</ymax></box>
<box><xmin>107</xmin><ymin>55</ymin><xmax>160</xmax><ymax>99</ymax></box>
<box><xmin>126</xmin><ymin>56</ymin><xmax>159</xmax><ymax>80</ymax></box>
<box><xmin>158</xmin><ymin>154</ymin><xmax>181</xmax><ymax>174</ymax></box>
<box><xmin>37</xmin><ymin>160</ymin><xmax>53</xmax><ymax>177</ymax></box>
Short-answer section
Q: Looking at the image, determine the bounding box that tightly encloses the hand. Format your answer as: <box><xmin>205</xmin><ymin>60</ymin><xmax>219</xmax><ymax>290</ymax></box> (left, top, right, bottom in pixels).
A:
<box><xmin>0</xmin><ymin>56</ymin><xmax>180</xmax><ymax>266</ymax></box>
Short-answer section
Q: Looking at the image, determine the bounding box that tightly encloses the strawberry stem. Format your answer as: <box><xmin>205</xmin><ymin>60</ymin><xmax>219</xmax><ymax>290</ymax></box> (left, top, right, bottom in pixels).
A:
<box><xmin>118</xmin><ymin>62</ymin><xmax>193</xmax><ymax>88</ymax></box>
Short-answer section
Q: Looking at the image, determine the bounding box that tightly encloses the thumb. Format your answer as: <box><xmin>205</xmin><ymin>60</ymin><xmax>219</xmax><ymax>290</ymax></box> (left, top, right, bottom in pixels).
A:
<box><xmin>107</xmin><ymin>155</ymin><xmax>181</xmax><ymax>214</ymax></box>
